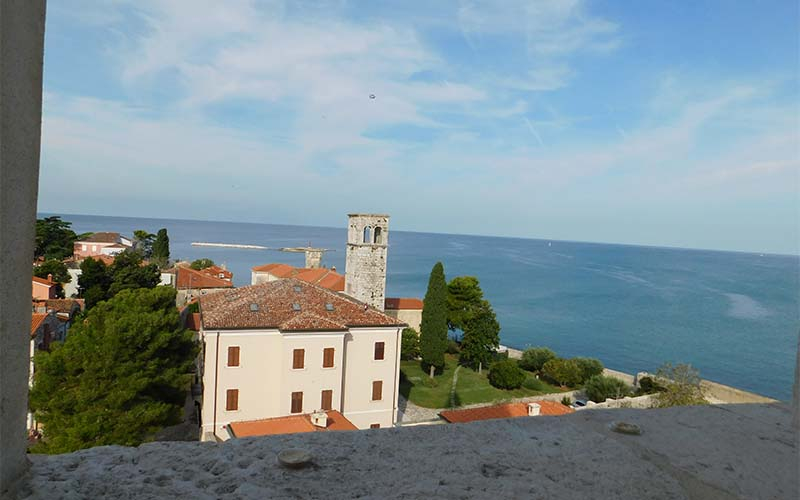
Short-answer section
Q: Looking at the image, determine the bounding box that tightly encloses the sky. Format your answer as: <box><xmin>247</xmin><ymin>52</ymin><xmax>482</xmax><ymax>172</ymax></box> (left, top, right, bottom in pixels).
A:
<box><xmin>38</xmin><ymin>0</ymin><xmax>799</xmax><ymax>254</ymax></box>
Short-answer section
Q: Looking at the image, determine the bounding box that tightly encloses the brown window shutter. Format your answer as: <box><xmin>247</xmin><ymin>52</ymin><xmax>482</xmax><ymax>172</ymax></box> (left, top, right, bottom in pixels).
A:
<box><xmin>321</xmin><ymin>390</ymin><xmax>333</xmax><ymax>410</ymax></box>
<box><xmin>323</xmin><ymin>348</ymin><xmax>334</xmax><ymax>368</ymax></box>
<box><xmin>293</xmin><ymin>349</ymin><xmax>305</xmax><ymax>369</ymax></box>
<box><xmin>291</xmin><ymin>391</ymin><xmax>303</xmax><ymax>414</ymax></box>
<box><xmin>226</xmin><ymin>389</ymin><xmax>238</xmax><ymax>411</ymax></box>
<box><xmin>370</xmin><ymin>423</ymin><xmax>380</xmax><ymax>429</ymax></box>
<box><xmin>227</xmin><ymin>346</ymin><xmax>240</xmax><ymax>367</ymax></box>
<box><xmin>372</xmin><ymin>380</ymin><xmax>383</xmax><ymax>401</ymax></box>
<box><xmin>374</xmin><ymin>342</ymin><xmax>385</xmax><ymax>360</ymax></box>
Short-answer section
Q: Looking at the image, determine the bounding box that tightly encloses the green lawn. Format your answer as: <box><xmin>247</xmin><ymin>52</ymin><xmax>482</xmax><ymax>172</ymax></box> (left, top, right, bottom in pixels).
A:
<box><xmin>400</xmin><ymin>354</ymin><xmax>566</xmax><ymax>409</ymax></box>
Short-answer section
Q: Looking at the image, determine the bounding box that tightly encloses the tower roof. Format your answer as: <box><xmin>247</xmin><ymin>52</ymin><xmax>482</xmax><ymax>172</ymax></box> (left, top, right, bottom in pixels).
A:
<box><xmin>347</xmin><ymin>213</ymin><xmax>389</xmax><ymax>218</ymax></box>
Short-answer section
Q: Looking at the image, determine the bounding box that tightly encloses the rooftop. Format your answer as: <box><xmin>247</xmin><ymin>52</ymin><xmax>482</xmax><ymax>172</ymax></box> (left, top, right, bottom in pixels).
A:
<box><xmin>440</xmin><ymin>401</ymin><xmax>574</xmax><ymax>423</ymax></box>
<box><xmin>76</xmin><ymin>232</ymin><xmax>122</xmax><ymax>243</ymax></box>
<box><xmin>175</xmin><ymin>267</ymin><xmax>234</xmax><ymax>290</ymax></box>
<box><xmin>30</xmin><ymin>313</ymin><xmax>48</xmax><ymax>336</ymax></box>
<box><xmin>31</xmin><ymin>276</ymin><xmax>53</xmax><ymax>287</ymax></box>
<box><xmin>20</xmin><ymin>404</ymin><xmax>798</xmax><ymax>499</ymax></box>
<box><xmin>384</xmin><ymin>297</ymin><xmax>424</xmax><ymax>310</ymax></box>
<box><xmin>199</xmin><ymin>279</ymin><xmax>404</xmax><ymax>331</ymax></box>
<box><xmin>228</xmin><ymin>410</ymin><xmax>357</xmax><ymax>438</ymax></box>
<box><xmin>251</xmin><ymin>263</ymin><xmax>345</xmax><ymax>291</ymax></box>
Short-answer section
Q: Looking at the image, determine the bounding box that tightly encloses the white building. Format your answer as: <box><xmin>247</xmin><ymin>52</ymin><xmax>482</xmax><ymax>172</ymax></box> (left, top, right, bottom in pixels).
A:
<box><xmin>198</xmin><ymin>278</ymin><xmax>405</xmax><ymax>440</ymax></box>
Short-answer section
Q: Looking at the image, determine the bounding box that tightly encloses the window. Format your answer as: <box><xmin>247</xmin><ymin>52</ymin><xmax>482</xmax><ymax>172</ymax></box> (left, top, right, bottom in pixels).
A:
<box><xmin>374</xmin><ymin>341</ymin><xmax>385</xmax><ymax>360</ymax></box>
<box><xmin>370</xmin><ymin>423</ymin><xmax>380</xmax><ymax>429</ymax></box>
<box><xmin>321</xmin><ymin>390</ymin><xmax>333</xmax><ymax>410</ymax></box>
<box><xmin>293</xmin><ymin>348</ymin><xmax>305</xmax><ymax>369</ymax></box>
<box><xmin>81</xmin><ymin>244</ymin><xmax>86</xmax><ymax>251</ymax></box>
<box><xmin>291</xmin><ymin>391</ymin><xmax>303</xmax><ymax>414</ymax></box>
<box><xmin>227</xmin><ymin>346</ymin><xmax>240</xmax><ymax>367</ymax></box>
<box><xmin>363</xmin><ymin>226</ymin><xmax>371</xmax><ymax>243</ymax></box>
<box><xmin>226</xmin><ymin>389</ymin><xmax>239</xmax><ymax>411</ymax></box>
<box><xmin>374</xmin><ymin>226</ymin><xmax>383</xmax><ymax>244</ymax></box>
<box><xmin>323</xmin><ymin>347</ymin><xmax>335</xmax><ymax>368</ymax></box>
<box><xmin>372</xmin><ymin>380</ymin><xmax>383</xmax><ymax>401</ymax></box>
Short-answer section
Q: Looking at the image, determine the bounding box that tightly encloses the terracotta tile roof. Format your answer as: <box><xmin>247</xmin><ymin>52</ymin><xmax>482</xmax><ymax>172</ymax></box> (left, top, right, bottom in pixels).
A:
<box><xmin>36</xmin><ymin>299</ymin><xmax>85</xmax><ymax>314</ymax></box>
<box><xmin>176</xmin><ymin>267</ymin><xmax>235</xmax><ymax>290</ymax></box>
<box><xmin>31</xmin><ymin>313</ymin><xmax>48</xmax><ymax>336</ymax></box>
<box><xmin>199</xmin><ymin>279</ymin><xmax>405</xmax><ymax>331</ymax></box>
<box><xmin>228</xmin><ymin>410</ymin><xmax>357</xmax><ymax>438</ymax></box>
<box><xmin>31</xmin><ymin>276</ymin><xmax>54</xmax><ymax>287</ymax></box>
<box><xmin>201</xmin><ymin>265</ymin><xmax>232</xmax><ymax>280</ymax></box>
<box><xmin>439</xmin><ymin>401</ymin><xmax>574</xmax><ymax>424</ymax></box>
<box><xmin>78</xmin><ymin>232</ymin><xmax>121</xmax><ymax>243</ymax></box>
<box><xmin>385</xmin><ymin>297</ymin><xmax>424</xmax><ymax>310</ymax></box>
<box><xmin>253</xmin><ymin>263</ymin><xmax>345</xmax><ymax>292</ymax></box>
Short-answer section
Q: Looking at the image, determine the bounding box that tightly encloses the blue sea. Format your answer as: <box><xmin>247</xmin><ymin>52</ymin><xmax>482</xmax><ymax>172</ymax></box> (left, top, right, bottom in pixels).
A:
<box><xmin>47</xmin><ymin>213</ymin><xmax>799</xmax><ymax>401</ymax></box>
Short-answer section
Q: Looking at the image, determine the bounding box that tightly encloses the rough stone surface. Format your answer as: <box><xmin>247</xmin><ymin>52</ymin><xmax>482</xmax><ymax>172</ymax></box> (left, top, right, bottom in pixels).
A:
<box><xmin>0</xmin><ymin>1</ymin><xmax>46</xmax><ymax>496</ymax></box>
<box><xmin>345</xmin><ymin>214</ymin><xmax>389</xmax><ymax>311</ymax></box>
<box><xmin>20</xmin><ymin>404</ymin><xmax>797</xmax><ymax>499</ymax></box>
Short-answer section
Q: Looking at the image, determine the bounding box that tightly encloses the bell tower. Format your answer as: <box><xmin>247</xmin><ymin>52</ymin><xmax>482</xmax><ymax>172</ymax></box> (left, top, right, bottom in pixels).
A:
<box><xmin>345</xmin><ymin>214</ymin><xmax>389</xmax><ymax>311</ymax></box>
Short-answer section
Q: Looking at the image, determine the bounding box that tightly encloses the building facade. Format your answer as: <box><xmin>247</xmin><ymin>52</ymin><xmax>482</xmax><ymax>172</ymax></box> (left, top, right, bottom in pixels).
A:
<box><xmin>199</xmin><ymin>279</ymin><xmax>405</xmax><ymax>441</ymax></box>
<box><xmin>73</xmin><ymin>232</ymin><xmax>133</xmax><ymax>259</ymax></box>
<box><xmin>345</xmin><ymin>214</ymin><xmax>389</xmax><ymax>311</ymax></box>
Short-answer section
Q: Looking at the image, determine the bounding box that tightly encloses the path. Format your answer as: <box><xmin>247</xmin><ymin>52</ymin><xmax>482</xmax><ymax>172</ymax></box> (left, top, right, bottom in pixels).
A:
<box><xmin>449</xmin><ymin>366</ymin><xmax>462</xmax><ymax>408</ymax></box>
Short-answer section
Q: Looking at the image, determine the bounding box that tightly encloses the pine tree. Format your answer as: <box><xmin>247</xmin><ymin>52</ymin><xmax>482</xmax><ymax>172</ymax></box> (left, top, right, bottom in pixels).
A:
<box><xmin>420</xmin><ymin>262</ymin><xmax>447</xmax><ymax>377</ymax></box>
<box><xmin>29</xmin><ymin>287</ymin><xmax>197</xmax><ymax>453</ymax></box>
<box><xmin>151</xmin><ymin>228</ymin><xmax>170</xmax><ymax>268</ymax></box>
<box><xmin>459</xmin><ymin>300</ymin><xmax>500</xmax><ymax>373</ymax></box>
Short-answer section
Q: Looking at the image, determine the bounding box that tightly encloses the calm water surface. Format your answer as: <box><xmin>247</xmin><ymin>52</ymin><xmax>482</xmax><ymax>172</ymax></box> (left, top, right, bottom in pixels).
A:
<box><xmin>48</xmin><ymin>213</ymin><xmax>799</xmax><ymax>400</ymax></box>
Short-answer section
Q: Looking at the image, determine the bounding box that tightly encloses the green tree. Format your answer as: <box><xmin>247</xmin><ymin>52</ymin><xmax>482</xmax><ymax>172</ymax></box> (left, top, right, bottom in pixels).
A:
<box><xmin>401</xmin><ymin>328</ymin><xmax>420</xmax><ymax>360</ymax></box>
<box><xmin>420</xmin><ymin>262</ymin><xmax>448</xmax><ymax>377</ymax></box>
<box><xmin>459</xmin><ymin>301</ymin><xmax>500</xmax><ymax>373</ymax></box>
<box><xmin>29</xmin><ymin>287</ymin><xmax>198</xmax><ymax>454</ymax></box>
<box><xmin>78</xmin><ymin>257</ymin><xmax>112</xmax><ymax>309</ymax></box>
<box><xmin>574</xmin><ymin>357</ymin><xmax>604</xmax><ymax>384</ymax></box>
<box><xmin>584</xmin><ymin>375</ymin><xmax>631</xmax><ymax>403</ymax></box>
<box><xmin>133</xmin><ymin>230</ymin><xmax>156</xmax><ymax>259</ymax></box>
<box><xmin>190</xmin><ymin>258</ymin><xmax>215</xmax><ymax>270</ymax></box>
<box><xmin>108</xmin><ymin>250</ymin><xmax>160</xmax><ymax>296</ymax></box>
<box><xmin>446</xmin><ymin>276</ymin><xmax>483</xmax><ymax>332</ymax></box>
<box><xmin>35</xmin><ymin>216</ymin><xmax>78</xmax><ymax>261</ymax></box>
<box><xmin>488</xmin><ymin>359</ymin><xmax>526</xmax><ymax>390</ymax></box>
<box><xmin>33</xmin><ymin>259</ymin><xmax>71</xmax><ymax>298</ymax></box>
<box><xmin>519</xmin><ymin>347</ymin><xmax>556</xmax><ymax>372</ymax></box>
<box><xmin>151</xmin><ymin>228</ymin><xmax>170</xmax><ymax>268</ymax></box>
<box><xmin>652</xmin><ymin>363</ymin><xmax>707</xmax><ymax>408</ymax></box>
<box><xmin>542</xmin><ymin>358</ymin><xmax>582</xmax><ymax>387</ymax></box>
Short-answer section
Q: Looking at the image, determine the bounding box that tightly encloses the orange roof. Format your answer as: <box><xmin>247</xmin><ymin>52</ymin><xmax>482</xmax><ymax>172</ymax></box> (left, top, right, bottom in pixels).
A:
<box><xmin>439</xmin><ymin>401</ymin><xmax>574</xmax><ymax>424</ymax></box>
<box><xmin>228</xmin><ymin>410</ymin><xmax>357</xmax><ymax>437</ymax></box>
<box><xmin>31</xmin><ymin>276</ymin><xmax>54</xmax><ymax>287</ymax></box>
<box><xmin>31</xmin><ymin>313</ymin><xmax>48</xmax><ymax>336</ymax></box>
<box><xmin>385</xmin><ymin>297</ymin><xmax>423</xmax><ymax>310</ymax></box>
<box><xmin>176</xmin><ymin>267</ymin><xmax>234</xmax><ymax>290</ymax></box>
<box><xmin>201</xmin><ymin>265</ymin><xmax>232</xmax><ymax>280</ymax></box>
<box><xmin>252</xmin><ymin>263</ymin><xmax>346</xmax><ymax>292</ymax></box>
<box><xmin>199</xmin><ymin>279</ymin><xmax>404</xmax><ymax>331</ymax></box>
<box><xmin>251</xmin><ymin>263</ymin><xmax>296</xmax><ymax>277</ymax></box>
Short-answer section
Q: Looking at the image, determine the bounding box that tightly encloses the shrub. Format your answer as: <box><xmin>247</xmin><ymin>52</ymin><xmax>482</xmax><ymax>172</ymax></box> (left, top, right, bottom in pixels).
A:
<box><xmin>541</xmin><ymin>358</ymin><xmax>582</xmax><ymax>387</ymax></box>
<box><xmin>573</xmin><ymin>357</ymin><xmax>604</xmax><ymax>384</ymax></box>
<box><xmin>519</xmin><ymin>347</ymin><xmax>556</xmax><ymax>372</ymax></box>
<box><xmin>522</xmin><ymin>376</ymin><xmax>546</xmax><ymax>391</ymax></box>
<box><xmin>652</xmin><ymin>363</ymin><xmax>707</xmax><ymax>408</ymax></box>
<box><xmin>446</xmin><ymin>338</ymin><xmax>461</xmax><ymax>354</ymax></box>
<box><xmin>488</xmin><ymin>359</ymin><xmax>526</xmax><ymax>390</ymax></box>
<box><xmin>401</xmin><ymin>328</ymin><xmax>420</xmax><ymax>360</ymax></box>
<box><xmin>637</xmin><ymin>376</ymin><xmax>665</xmax><ymax>395</ymax></box>
<box><xmin>561</xmin><ymin>396</ymin><xmax>572</xmax><ymax>406</ymax></box>
<box><xmin>584</xmin><ymin>375</ymin><xmax>631</xmax><ymax>403</ymax></box>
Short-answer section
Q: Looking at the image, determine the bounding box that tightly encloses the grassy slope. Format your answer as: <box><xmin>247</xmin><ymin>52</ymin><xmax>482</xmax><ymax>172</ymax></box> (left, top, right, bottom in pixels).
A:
<box><xmin>400</xmin><ymin>354</ymin><xmax>566</xmax><ymax>409</ymax></box>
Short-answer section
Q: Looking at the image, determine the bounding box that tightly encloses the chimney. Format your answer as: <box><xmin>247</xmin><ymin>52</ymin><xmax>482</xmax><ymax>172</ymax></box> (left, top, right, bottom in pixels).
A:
<box><xmin>527</xmin><ymin>403</ymin><xmax>541</xmax><ymax>416</ymax></box>
<box><xmin>310</xmin><ymin>410</ymin><xmax>328</xmax><ymax>428</ymax></box>
<box><xmin>47</xmin><ymin>273</ymin><xmax>53</xmax><ymax>283</ymax></box>
<box><xmin>331</xmin><ymin>266</ymin><xmax>336</xmax><ymax>273</ymax></box>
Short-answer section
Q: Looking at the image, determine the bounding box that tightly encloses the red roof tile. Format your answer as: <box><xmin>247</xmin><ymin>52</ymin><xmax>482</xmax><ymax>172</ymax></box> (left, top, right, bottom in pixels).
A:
<box><xmin>78</xmin><ymin>232</ymin><xmax>121</xmax><ymax>243</ymax></box>
<box><xmin>251</xmin><ymin>263</ymin><xmax>297</xmax><ymax>277</ymax></box>
<box><xmin>201</xmin><ymin>265</ymin><xmax>232</xmax><ymax>280</ymax></box>
<box><xmin>31</xmin><ymin>313</ymin><xmax>48</xmax><ymax>336</ymax></box>
<box><xmin>252</xmin><ymin>263</ymin><xmax>346</xmax><ymax>292</ymax></box>
<box><xmin>385</xmin><ymin>297</ymin><xmax>424</xmax><ymax>310</ymax></box>
<box><xmin>176</xmin><ymin>267</ymin><xmax>234</xmax><ymax>290</ymax></box>
<box><xmin>228</xmin><ymin>410</ymin><xmax>357</xmax><ymax>437</ymax></box>
<box><xmin>34</xmin><ymin>299</ymin><xmax>84</xmax><ymax>314</ymax></box>
<box><xmin>199</xmin><ymin>279</ymin><xmax>405</xmax><ymax>331</ymax></box>
<box><xmin>439</xmin><ymin>401</ymin><xmax>574</xmax><ymax>423</ymax></box>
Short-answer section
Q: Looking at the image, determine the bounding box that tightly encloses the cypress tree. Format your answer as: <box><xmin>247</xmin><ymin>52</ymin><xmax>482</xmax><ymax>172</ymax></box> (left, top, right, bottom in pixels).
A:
<box><xmin>420</xmin><ymin>262</ymin><xmax>447</xmax><ymax>377</ymax></box>
<box><xmin>151</xmin><ymin>228</ymin><xmax>170</xmax><ymax>268</ymax></box>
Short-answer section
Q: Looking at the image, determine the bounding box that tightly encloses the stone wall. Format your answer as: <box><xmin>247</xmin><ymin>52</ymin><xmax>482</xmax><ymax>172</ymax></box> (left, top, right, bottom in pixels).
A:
<box><xmin>344</xmin><ymin>214</ymin><xmax>389</xmax><ymax>311</ymax></box>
